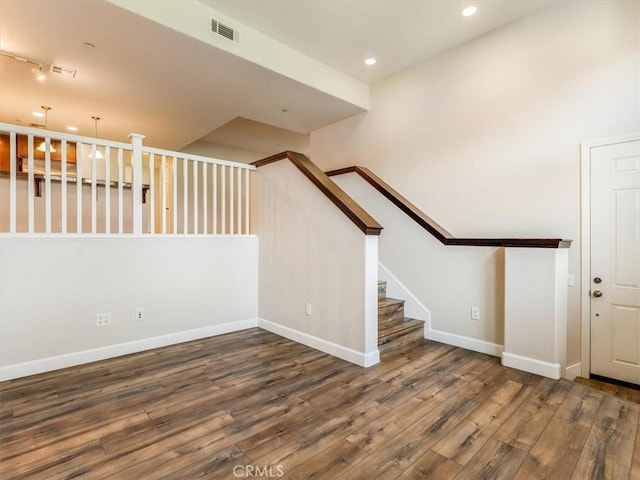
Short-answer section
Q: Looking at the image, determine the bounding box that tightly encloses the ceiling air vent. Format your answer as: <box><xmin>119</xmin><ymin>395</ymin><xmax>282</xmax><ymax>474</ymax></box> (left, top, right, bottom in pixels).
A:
<box><xmin>211</xmin><ymin>18</ymin><xmax>240</xmax><ymax>43</ymax></box>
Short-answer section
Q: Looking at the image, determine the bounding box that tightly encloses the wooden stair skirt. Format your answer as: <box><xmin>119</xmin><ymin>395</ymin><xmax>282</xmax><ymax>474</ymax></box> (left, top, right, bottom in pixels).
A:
<box><xmin>378</xmin><ymin>281</ymin><xmax>424</xmax><ymax>353</ymax></box>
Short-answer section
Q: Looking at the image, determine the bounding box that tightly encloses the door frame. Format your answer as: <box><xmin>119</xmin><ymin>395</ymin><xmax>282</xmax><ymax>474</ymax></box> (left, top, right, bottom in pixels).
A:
<box><xmin>580</xmin><ymin>132</ymin><xmax>640</xmax><ymax>378</ymax></box>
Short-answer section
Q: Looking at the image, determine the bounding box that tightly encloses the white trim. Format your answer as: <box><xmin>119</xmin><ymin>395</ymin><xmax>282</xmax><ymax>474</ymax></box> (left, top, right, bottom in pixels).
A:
<box><xmin>0</xmin><ymin>318</ymin><xmax>258</xmax><ymax>381</ymax></box>
<box><xmin>0</xmin><ymin>122</ymin><xmax>132</xmax><ymax>150</ymax></box>
<box><xmin>0</xmin><ymin>233</ymin><xmax>258</xmax><ymax>239</ymax></box>
<box><xmin>502</xmin><ymin>352</ymin><xmax>561</xmax><ymax>380</ymax></box>
<box><xmin>257</xmin><ymin>318</ymin><xmax>380</xmax><ymax>367</ymax></box>
<box><xmin>565</xmin><ymin>362</ymin><xmax>582</xmax><ymax>381</ymax></box>
<box><xmin>378</xmin><ymin>262</ymin><xmax>431</xmax><ymax>323</ymax></box>
<box><xmin>364</xmin><ymin>236</ymin><xmax>379</xmax><ymax>354</ymax></box>
<box><xmin>580</xmin><ymin>132</ymin><xmax>640</xmax><ymax>379</ymax></box>
<box><xmin>427</xmin><ymin>326</ymin><xmax>503</xmax><ymax>357</ymax></box>
<box><xmin>142</xmin><ymin>145</ymin><xmax>255</xmax><ymax>170</ymax></box>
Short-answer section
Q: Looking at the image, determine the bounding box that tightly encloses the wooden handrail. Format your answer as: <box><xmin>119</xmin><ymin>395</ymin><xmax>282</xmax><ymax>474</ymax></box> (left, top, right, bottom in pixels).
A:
<box><xmin>253</xmin><ymin>152</ymin><xmax>383</xmax><ymax>236</ymax></box>
<box><xmin>326</xmin><ymin>166</ymin><xmax>571</xmax><ymax>248</ymax></box>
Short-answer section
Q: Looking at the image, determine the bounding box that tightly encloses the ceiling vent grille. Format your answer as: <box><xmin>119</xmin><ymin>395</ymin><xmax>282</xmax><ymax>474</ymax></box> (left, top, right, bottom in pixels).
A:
<box><xmin>211</xmin><ymin>18</ymin><xmax>240</xmax><ymax>43</ymax></box>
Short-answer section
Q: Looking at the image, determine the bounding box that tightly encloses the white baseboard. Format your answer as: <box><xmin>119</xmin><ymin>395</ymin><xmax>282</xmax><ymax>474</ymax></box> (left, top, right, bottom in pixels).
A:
<box><xmin>258</xmin><ymin>318</ymin><xmax>380</xmax><ymax>367</ymax></box>
<box><xmin>565</xmin><ymin>362</ymin><xmax>581</xmax><ymax>381</ymax></box>
<box><xmin>0</xmin><ymin>318</ymin><xmax>258</xmax><ymax>381</ymax></box>
<box><xmin>502</xmin><ymin>352</ymin><xmax>561</xmax><ymax>380</ymax></box>
<box><xmin>378</xmin><ymin>262</ymin><xmax>430</xmax><ymax>322</ymax></box>
<box><xmin>427</xmin><ymin>327</ymin><xmax>503</xmax><ymax>357</ymax></box>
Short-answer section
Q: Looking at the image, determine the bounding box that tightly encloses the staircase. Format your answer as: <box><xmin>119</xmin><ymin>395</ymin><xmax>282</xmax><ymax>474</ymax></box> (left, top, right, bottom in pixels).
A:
<box><xmin>377</xmin><ymin>281</ymin><xmax>425</xmax><ymax>353</ymax></box>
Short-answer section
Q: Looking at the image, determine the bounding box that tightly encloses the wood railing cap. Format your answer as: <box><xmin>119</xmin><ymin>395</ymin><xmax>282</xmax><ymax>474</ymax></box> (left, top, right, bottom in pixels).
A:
<box><xmin>253</xmin><ymin>152</ymin><xmax>383</xmax><ymax>236</ymax></box>
<box><xmin>326</xmin><ymin>165</ymin><xmax>572</xmax><ymax>249</ymax></box>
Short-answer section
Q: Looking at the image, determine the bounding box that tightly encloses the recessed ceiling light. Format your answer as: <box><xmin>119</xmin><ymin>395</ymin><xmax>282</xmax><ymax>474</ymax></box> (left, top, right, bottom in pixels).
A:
<box><xmin>364</xmin><ymin>58</ymin><xmax>377</xmax><ymax>66</ymax></box>
<box><xmin>32</xmin><ymin>111</ymin><xmax>45</xmax><ymax>118</ymax></box>
<box><xmin>31</xmin><ymin>66</ymin><xmax>46</xmax><ymax>81</ymax></box>
<box><xmin>67</xmin><ymin>126</ymin><xmax>78</xmax><ymax>132</ymax></box>
<box><xmin>461</xmin><ymin>6</ymin><xmax>478</xmax><ymax>17</ymax></box>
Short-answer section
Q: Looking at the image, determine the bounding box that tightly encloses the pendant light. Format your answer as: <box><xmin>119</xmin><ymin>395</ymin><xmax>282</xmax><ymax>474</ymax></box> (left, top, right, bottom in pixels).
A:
<box><xmin>36</xmin><ymin>106</ymin><xmax>56</xmax><ymax>153</ymax></box>
<box><xmin>89</xmin><ymin>115</ymin><xmax>104</xmax><ymax>160</ymax></box>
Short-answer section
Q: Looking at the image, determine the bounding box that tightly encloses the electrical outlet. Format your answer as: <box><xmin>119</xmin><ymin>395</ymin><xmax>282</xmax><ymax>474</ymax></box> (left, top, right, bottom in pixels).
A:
<box><xmin>471</xmin><ymin>307</ymin><xmax>480</xmax><ymax>321</ymax></box>
<box><xmin>96</xmin><ymin>313</ymin><xmax>112</xmax><ymax>327</ymax></box>
<box><xmin>305</xmin><ymin>303</ymin><xmax>311</xmax><ymax>316</ymax></box>
<box><xmin>135</xmin><ymin>307</ymin><xmax>144</xmax><ymax>322</ymax></box>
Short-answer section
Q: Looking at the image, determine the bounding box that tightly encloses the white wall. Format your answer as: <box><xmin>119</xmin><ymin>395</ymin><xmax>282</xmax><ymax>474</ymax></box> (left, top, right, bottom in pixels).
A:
<box><xmin>503</xmin><ymin>248</ymin><xmax>569</xmax><ymax>379</ymax></box>
<box><xmin>334</xmin><ymin>173</ymin><xmax>504</xmax><ymax>355</ymax></box>
<box><xmin>256</xmin><ymin>160</ymin><xmax>378</xmax><ymax>365</ymax></box>
<box><xmin>0</xmin><ymin>236</ymin><xmax>258</xmax><ymax>379</ymax></box>
<box><xmin>311</xmin><ymin>0</ymin><xmax>639</xmax><ymax>366</ymax></box>
<box><xmin>181</xmin><ymin>141</ymin><xmax>264</xmax><ymax>164</ymax></box>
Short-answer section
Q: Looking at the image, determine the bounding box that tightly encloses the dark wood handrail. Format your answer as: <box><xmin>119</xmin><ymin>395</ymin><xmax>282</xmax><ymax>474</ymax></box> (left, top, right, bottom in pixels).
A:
<box><xmin>253</xmin><ymin>152</ymin><xmax>383</xmax><ymax>235</ymax></box>
<box><xmin>326</xmin><ymin>166</ymin><xmax>571</xmax><ymax>248</ymax></box>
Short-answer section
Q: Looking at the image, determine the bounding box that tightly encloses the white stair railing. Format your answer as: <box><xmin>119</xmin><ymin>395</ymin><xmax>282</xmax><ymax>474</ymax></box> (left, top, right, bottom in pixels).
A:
<box><xmin>0</xmin><ymin>123</ymin><xmax>255</xmax><ymax>236</ymax></box>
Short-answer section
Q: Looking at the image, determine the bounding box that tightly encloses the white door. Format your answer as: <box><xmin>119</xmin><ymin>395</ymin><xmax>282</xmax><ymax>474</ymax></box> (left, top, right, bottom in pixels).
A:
<box><xmin>590</xmin><ymin>138</ymin><xmax>640</xmax><ymax>385</ymax></box>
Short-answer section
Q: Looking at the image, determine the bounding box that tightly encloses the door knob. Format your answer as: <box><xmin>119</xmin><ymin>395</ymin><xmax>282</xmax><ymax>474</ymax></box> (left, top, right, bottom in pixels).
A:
<box><xmin>593</xmin><ymin>290</ymin><xmax>603</xmax><ymax>297</ymax></box>
<box><xmin>593</xmin><ymin>277</ymin><xmax>602</xmax><ymax>284</ymax></box>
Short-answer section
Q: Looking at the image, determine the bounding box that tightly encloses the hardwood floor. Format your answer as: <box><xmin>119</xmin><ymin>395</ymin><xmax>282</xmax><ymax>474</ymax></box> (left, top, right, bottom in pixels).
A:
<box><xmin>1</xmin><ymin>328</ymin><xmax>639</xmax><ymax>479</ymax></box>
<box><xmin>574</xmin><ymin>376</ymin><xmax>640</xmax><ymax>404</ymax></box>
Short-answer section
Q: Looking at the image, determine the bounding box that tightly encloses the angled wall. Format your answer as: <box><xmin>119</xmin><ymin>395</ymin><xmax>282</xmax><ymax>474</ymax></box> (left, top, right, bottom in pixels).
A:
<box><xmin>255</xmin><ymin>159</ymin><xmax>379</xmax><ymax>366</ymax></box>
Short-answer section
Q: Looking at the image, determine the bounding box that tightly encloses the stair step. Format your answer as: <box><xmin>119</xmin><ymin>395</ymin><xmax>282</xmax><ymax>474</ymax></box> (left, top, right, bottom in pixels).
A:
<box><xmin>378</xmin><ymin>281</ymin><xmax>387</xmax><ymax>299</ymax></box>
<box><xmin>378</xmin><ymin>297</ymin><xmax>405</xmax><ymax>324</ymax></box>
<box><xmin>378</xmin><ymin>317</ymin><xmax>424</xmax><ymax>353</ymax></box>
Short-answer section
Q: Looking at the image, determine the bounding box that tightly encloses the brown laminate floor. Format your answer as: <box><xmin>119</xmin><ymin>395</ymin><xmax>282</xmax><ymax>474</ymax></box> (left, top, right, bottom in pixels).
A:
<box><xmin>575</xmin><ymin>376</ymin><xmax>640</xmax><ymax>404</ymax></box>
<box><xmin>1</xmin><ymin>328</ymin><xmax>639</xmax><ymax>479</ymax></box>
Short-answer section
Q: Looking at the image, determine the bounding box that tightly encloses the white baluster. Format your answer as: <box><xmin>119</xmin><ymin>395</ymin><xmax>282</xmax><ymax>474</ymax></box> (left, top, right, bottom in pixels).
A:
<box><xmin>245</xmin><ymin>168</ymin><xmax>250</xmax><ymax>235</ymax></box>
<box><xmin>45</xmin><ymin>138</ymin><xmax>52</xmax><ymax>234</ymax></box>
<box><xmin>105</xmin><ymin>147</ymin><xmax>110</xmax><ymax>234</ymax></box>
<box><xmin>213</xmin><ymin>164</ymin><xmax>218</xmax><ymax>234</ymax></box>
<box><xmin>76</xmin><ymin>143</ymin><xmax>83</xmax><ymax>233</ymax></box>
<box><xmin>203</xmin><ymin>162</ymin><xmax>208</xmax><ymax>234</ymax></box>
<box><xmin>193</xmin><ymin>159</ymin><xmax>198</xmax><ymax>234</ymax></box>
<box><xmin>172</xmin><ymin>156</ymin><xmax>177</xmax><ymax>234</ymax></box>
<box><xmin>221</xmin><ymin>165</ymin><xmax>226</xmax><ymax>235</ymax></box>
<box><xmin>118</xmin><ymin>149</ymin><xmax>124</xmax><ymax>234</ymax></box>
<box><xmin>91</xmin><ymin>144</ymin><xmax>97</xmax><ymax>234</ymax></box>
<box><xmin>161</xmin><ymin>155</ymin><xmax>167</xmax><ymax>234</ymax></box>
<box><xmin>229</xmin><ymin>166</ymin><xmax>234</xmax><ymax>234</ymax></box>
<box><xmin>236</xmin><ymin>166</ymin><xmax>241</xmax><ymax>235</ymax></box>
<box><xmin>129</xmin><ymin>133</ymin><xmax>145</xmax><ymax>236</ymax></box>
<box><xmin>27</xmin><ymin>135</ymin><xmax>34</xmax><ymax>233</ymax></box>
<box><xmin>9</xmin><ymin>132</ymin><xmax>17</xmax><ymax>234</ymax></box>
<box><xmin>183</xmin><ymin>159</ymin><xmax>188</xmax><ymax>234</ymax></box>
<box><xmin>149</xmin><ymin>153</ymin><xmax>155</xmax><ymax>234</ymax></box>
<box><xmin>61</xmin><ymin>141</ymin><xmax>67</xmax><ymax>234</ymax></box>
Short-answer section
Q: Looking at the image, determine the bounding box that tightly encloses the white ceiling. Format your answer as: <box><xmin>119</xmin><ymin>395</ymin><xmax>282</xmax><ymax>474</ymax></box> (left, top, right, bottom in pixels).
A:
<box><xmin>0</xmin><ymin>0</ymin><xmax>554</xmax><ymax>156</ymax></box>
<box><xmin>203</xmin><ymin>0</ymin><xmax>554</xmax><ymax>84</ymax></box>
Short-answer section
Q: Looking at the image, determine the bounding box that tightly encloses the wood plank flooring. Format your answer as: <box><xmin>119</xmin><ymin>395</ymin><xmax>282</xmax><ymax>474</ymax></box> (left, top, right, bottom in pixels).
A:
<box><xmin>1</xmin><ymin>328</ymin><xmax>639</xmax><ymax>479</ymax></box>
<box><xmin>575</xmin><ymin>376</ymin><xmax>640</xmax><ymax>404</ymax></box>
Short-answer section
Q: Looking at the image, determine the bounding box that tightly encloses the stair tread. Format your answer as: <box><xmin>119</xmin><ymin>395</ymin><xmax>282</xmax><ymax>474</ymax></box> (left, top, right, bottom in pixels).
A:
<box><xmin>378</xmin><ymin>297</ymin><xmax>404</xmax><ymax>307</ymax></box>
<box><xmin>378</xmin><ymin>317</ymin><xmax>424</xmax><ymax>337</ymax></box>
